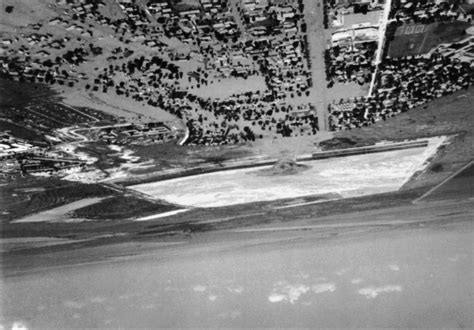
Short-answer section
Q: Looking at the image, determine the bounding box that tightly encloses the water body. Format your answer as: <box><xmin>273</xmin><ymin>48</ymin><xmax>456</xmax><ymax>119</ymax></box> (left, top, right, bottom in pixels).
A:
<box><xmin>2</xmin><ymin>220</ymin><xmax>472</xmax><ymax>328</ymax></box>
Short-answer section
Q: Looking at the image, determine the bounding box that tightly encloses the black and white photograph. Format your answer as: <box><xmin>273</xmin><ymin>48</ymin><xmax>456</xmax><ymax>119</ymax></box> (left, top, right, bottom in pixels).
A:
<box><xmin>0</xmin><ymin>0</ymin><xmax>473</xmax><ymax>328</ymax></box>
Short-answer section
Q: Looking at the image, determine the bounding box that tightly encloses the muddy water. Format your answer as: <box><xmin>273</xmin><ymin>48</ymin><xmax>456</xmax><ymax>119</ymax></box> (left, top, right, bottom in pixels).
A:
<box><xmin>2</xmin><ymin>221</ymin><xmax>472</xmax><ymax>328</ymax></box>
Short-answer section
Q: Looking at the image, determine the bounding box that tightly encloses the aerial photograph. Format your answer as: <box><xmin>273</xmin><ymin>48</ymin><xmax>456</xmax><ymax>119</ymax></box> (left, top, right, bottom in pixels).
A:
<box><xmin>0</xmin><ymin>0</ymin><xmax>472</xmax><ymax>328</ymax></box>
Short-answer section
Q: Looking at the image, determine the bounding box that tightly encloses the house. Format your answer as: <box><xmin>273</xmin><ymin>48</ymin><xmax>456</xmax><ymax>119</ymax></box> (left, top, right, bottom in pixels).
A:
<box><xmin>178</xmin><ymin>9</ymin><xmax>201</xmax><ymax>17</ymax></box>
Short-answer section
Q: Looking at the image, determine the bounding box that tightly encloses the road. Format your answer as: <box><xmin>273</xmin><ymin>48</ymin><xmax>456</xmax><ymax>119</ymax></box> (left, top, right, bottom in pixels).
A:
<box><xmin>303</xmin><ymin>0</ymin><xmax>330</xmax><ymax>131</ymax></box>
<box><xmin>228</xmin><ymin>0</ymin><xmax>246</xmax><ymax>35</ymax></box>
<box><xmin>368</xmin><ymin>0</ymin><xmax>393</xmax><ymax>96</ymax></box>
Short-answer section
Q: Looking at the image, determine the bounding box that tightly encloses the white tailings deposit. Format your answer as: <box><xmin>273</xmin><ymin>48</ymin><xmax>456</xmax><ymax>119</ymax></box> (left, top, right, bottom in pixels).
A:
<box><xmin>129</xmin><ymin>137</ymin><xmax>446</xmax><ymax>208</ymax></box>
<box><xmin>135</xmin><ymin>209</ymin><xmax>190</xmax><ymax>221</ymax></box>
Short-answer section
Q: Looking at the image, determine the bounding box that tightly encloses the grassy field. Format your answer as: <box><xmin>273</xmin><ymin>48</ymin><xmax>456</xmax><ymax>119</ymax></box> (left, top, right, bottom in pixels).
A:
<box><xmin>387</xmin><ymin>21</ymin><xmax>471</xmax><ymax>58</ymax></box>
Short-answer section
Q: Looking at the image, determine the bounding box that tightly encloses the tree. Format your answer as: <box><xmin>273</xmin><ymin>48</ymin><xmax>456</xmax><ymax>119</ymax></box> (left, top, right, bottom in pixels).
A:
<box><xmin>43</xmin><ymin>59</ymin><xmax>54</xmax><ymax>67</ymax></box>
